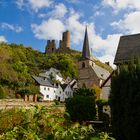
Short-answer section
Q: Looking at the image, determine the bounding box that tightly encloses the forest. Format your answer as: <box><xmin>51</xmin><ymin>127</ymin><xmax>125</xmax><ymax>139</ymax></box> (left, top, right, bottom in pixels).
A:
<box><xmin>0</xmin><ymin>42</ymin><xmax>111</xmax><ymax>99</ymax></box>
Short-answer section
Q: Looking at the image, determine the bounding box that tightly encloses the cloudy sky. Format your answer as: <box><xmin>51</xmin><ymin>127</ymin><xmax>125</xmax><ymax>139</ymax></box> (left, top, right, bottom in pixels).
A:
<box><xmin>0</xmin><ymin>0</ymin><xmax>140</xmax><ymax>66</ymax></box>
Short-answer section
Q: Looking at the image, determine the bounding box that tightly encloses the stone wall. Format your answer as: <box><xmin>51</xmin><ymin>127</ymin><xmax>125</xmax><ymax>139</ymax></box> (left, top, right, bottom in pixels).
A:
<box><xmin>78</xmin><ymin>59</ymin><xmax>99</xmax><ymax>88</ymax></box>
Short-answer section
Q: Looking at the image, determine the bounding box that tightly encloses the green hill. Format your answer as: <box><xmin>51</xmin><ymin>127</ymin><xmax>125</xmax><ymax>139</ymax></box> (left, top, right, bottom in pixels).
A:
<box><xmin>0</xmin><ymin>42</ymin><xmax>112</xmax><ymax>98</ymax></box>
<box><xmin>0</xmin><ymin>43</ymin><xmax>80</xmax><ymax>98</ymax></box>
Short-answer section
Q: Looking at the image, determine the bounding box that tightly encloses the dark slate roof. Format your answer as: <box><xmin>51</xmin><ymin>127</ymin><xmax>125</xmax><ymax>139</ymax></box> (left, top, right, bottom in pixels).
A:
<box><xmin>114</xmin><ymin>34</ymin><xmax>140</xmax><ymax>64</ymax></box>
<box><xmin>82</xmin><ymin>27</ymin><xmax>90</xmax><ymax>59</ymax></box>
<box><xmin>32</xmin><ymin>76</ymin><xmax>54</xmax><ymax>87</ymax></box>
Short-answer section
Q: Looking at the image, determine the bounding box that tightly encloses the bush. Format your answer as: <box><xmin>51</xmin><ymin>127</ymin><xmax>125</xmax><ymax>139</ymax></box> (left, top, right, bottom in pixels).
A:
<box><xmin>65</xmin><ymin>88</ymin><xmax>96</xmax><ymax>123</ymax></box>
<box><xmin>0</xmin><ymin>106</ymin><xmax>97</xmax><ymax>139</ymax></box>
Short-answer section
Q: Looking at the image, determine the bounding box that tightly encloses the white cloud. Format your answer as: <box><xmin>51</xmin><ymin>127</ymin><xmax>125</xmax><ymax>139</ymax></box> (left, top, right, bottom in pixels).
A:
<box><xmin>111</xmin><ymin>11</ymin><xmax>140</xmax><ymax>34</ymax></box>
<box><xmin>28</xmin><ymin>0</ymin><xmax>52</xmax><ymax>12</ymax></box>
<box><xmin>0</xmin><ymin>23</ymin><xmax>23</xmax><ymax>33</ymax></box>
<box><xmin>49</xmin><ymin>3</ymin><xmax>67</xmax><ymax>19</ymax></box>
<box><xmin>103</xmin><ymin>0</ymin><xmax>140</xmax><ymax>11</ymax></box>
<box><xmin>93</xmin><ymin>34</ymin><xmax>121</xmax><ymax>67</ymax></box>
<box><xmin>31</xmin><ymin>19</ymin><xmax>65</xmax><ymax>40</ymax></box>
<box><xmin>16</xmin><ymin>0</ymin><xmax>52</xmax><ymax>12</ymax></box>
<box><xmin>0</xmin><ymin>36</ymin><xmax>7</xmax><ymax>42</ymax></box>
<box><xmin>66</xmin><ymin>12</ymin><xmax>85</xmax><ymax>44</ymax></box>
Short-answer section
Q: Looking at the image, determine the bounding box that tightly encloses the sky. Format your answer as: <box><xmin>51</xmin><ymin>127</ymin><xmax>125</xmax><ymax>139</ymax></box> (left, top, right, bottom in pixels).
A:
<box><xmin>0</xmin><ymin>0</ymin><xmax>140</xmax><ymax>67</ymax></box>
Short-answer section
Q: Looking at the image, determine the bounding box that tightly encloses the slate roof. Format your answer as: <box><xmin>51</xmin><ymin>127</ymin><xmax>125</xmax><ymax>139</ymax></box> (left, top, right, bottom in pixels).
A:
<box><xmin>32</xmin><ymin>76</ymin><xmax>54</xmax><ymax>87</ymax></box>
<box><xmin>82</xmin><ymin>27</ymin><xmax>90</xmax><ymax>59</ymax></box>
<box><xmin>61</xmin><ymin>84</ymin><xmax>68</xmax><ymax>91</ymax></box>
<box><xmin>39</xmin><ymin>68</ymin><xmax>62</xmax><ymax>78</ymax></box>
<box><xmin>114</xmin><ymin>34</ymin><xmax>140</xmax><ymax>64</ymax></box>
<box><xmin>91</xmin><ymin>64</ymin><xmax>110</xmax><ymax>80</ymax></box>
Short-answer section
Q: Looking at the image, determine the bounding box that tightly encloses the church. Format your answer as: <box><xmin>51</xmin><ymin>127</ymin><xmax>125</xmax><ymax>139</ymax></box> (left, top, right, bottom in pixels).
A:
<box><xmin>78</xmin><ymin>28</ymin><xmax>110</xmax><ymax>88</ymax></box>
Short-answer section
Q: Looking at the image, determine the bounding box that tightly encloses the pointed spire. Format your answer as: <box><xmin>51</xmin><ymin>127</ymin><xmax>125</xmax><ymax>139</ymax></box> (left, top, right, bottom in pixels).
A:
<box><xmin>82</xmin><ymin>26</ymin><xmax>90</xmax><ymax>59</ymax></box>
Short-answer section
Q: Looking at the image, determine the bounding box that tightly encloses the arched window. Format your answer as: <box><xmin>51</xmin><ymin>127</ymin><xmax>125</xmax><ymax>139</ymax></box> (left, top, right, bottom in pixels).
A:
<box><xmin>82</xmin><ymin>62</ymin><xmax>85</xmax><ymax>68</ymax></box>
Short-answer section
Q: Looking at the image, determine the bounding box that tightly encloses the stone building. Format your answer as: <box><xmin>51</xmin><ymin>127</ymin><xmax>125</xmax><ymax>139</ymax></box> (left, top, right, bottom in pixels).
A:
<box><xmin>78</xmin><ymin>27</ymin><xmax>110</xmax><ymax>88</ymax></box>
<box><xmin>45</xmin><ymin>31</ymin><xmax>71</xmax><ymax>54</ymax></box>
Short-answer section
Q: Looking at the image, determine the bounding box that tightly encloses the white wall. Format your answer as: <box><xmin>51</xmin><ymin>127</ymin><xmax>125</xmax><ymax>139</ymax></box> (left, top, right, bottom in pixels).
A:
<box><xmin>40</xmin><ymin>85</ymin><xmax>56</xmax><ymax>101</ymax></box>
<box><xmin>39</xmin><ymin>84</ymin><xmax>73</xmax><ymax>102</ymax></box>
<box><xmin>100</xmin><ymin>79</ymin><xmax>111</xmax><ymax>100</ymax></box>
<box><xmin>55</xmin><ymin>85</ymin><xmax>64</xmax><ymax>102</ymax></box>
<box><xmin>64</xmin><ymin>85</ymin><xmax>73</xmax><ymax>99</ymax></box>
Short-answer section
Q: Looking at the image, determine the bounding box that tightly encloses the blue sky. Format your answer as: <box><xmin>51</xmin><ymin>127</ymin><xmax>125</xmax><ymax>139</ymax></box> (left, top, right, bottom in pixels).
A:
<box><xmin>0</xmin><ymin>0</ymin><xmax>140</xmax><ymax>66</ymax></box>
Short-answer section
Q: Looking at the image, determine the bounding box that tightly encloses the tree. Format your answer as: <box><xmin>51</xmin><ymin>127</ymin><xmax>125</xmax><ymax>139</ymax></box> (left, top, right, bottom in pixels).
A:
<box><xmin>110</xmin><ymin>57</ymin><xmax>140</xmax><ymax>140</ymax></box>
<box><xmin>65</xmin><ymin>88</ymin><xmax>96</xmax><ymax>123</ymax></box>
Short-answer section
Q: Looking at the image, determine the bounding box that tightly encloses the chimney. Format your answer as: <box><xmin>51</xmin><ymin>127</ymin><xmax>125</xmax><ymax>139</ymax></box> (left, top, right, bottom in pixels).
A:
<box><xmin>105</xmin><ymin>62</ymin><xmax>110</xmax><ymax>66</ymax></box>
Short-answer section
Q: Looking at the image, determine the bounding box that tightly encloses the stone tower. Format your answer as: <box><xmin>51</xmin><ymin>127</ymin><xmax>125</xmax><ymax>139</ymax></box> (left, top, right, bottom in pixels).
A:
<box><xmin>62</xmin><ymin>31</ymin><xmax>70</xmax><ymax>48</ymax></box>
<box><xmin>45</xmin><ymin>40</ymin><xmax>56</xmax><ymax>54</ymax></box>
<box><xmin>59</xmin><ymin>30</ymin><xmax>70</xmax><ymax>49</ymax></box>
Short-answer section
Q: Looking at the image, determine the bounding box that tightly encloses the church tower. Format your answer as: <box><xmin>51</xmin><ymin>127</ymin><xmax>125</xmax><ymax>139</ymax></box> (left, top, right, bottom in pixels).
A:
<box><xmin>78</xmin><ymin>27</ymin><xmax>98</xmax><ymax>88</ymax></box>
<box><xmin>78</xmin><ymin>27</ymin><xmax>110</xmax><ymax>89</ymax></box>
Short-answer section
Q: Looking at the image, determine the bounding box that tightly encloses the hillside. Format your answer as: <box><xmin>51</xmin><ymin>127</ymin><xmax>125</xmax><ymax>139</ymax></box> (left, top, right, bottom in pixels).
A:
<box><xmin>0</xmin><ymin>42</ymin><xmax>112</xmax><ymax>98</ymax></box>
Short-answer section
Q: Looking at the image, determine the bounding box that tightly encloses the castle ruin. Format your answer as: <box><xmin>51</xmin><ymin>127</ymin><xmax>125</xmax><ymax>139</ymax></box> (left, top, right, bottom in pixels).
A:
<box><xmin>45</xmin><ymin>31</ymin><xmax>71</xmax><ymax>54</ymax></box>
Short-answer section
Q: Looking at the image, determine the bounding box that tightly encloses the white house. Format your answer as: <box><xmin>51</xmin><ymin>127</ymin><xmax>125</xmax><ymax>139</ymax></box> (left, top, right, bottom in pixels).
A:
<box><xmin>32</xmin><ymin>68</ymin><xmax>76</xmax><ymax>101</ymax></box>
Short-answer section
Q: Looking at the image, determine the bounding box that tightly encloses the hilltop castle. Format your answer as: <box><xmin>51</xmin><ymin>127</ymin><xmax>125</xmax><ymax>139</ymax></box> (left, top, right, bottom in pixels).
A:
<box><xmin>45</xmin><ymin>31</ymin><xmax>71</xmax><ymax>54</ymax></box>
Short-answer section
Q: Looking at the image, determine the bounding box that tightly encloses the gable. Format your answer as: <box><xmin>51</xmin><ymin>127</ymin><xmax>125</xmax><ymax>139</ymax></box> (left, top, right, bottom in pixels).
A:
<box><xmin>114</xmin><ymin>34</ymin><xmax>140</xmax><ymax>64</ymax></box>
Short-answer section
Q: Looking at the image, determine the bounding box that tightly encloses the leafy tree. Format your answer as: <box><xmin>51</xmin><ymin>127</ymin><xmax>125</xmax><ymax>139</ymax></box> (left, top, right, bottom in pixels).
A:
<box><xmin>65</xmin><ymin>88</ymin><xmax>96</xmax><ymax>123</ymax></box>
<box><xmin>110</xmin><ymin>57</ymin><xmax>140</xmax><ymax>140</ymax></box>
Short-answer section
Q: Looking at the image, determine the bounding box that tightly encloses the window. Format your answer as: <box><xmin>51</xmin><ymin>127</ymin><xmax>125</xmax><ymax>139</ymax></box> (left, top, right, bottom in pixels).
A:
<box><xmin>48</xmin><ymin>88</ymin><xmax>50</xmax><ymax>91</ymax></box>
<box><xmin>60</xmin><ymin>91</ymin><xmax>61</xmax><ymax>94</ymax></box>
<box><xmin>54</xmin><ymin>90</ymin><xmax>55</xmax><ymax>93</ymax></box>
<box><xmin>44</xmin><ymin>87</ymin><xmax>46</xmax><ymax>90</ymax></box>
<box><xmin>82</xmin><ymin>62</ymin><xmax>85</xmax><ymax>68</ymax></box>
<box><xmin>46</xmin><ymin>95</ymin><xmax>49</xmax><ymax>98</ymax></box>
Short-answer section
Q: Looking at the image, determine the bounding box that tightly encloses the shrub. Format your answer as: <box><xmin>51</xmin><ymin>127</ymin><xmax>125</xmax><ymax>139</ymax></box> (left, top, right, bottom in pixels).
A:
<box><xmin>65</xmin><ymin>88</ymin><xmax>96</xmax><ymax>123</ymax></box>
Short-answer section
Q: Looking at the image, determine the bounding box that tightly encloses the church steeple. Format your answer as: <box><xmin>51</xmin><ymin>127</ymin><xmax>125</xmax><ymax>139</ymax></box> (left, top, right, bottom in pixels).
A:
<box><xmin>82</xmin><ymin>27</ymin><xmax>90</xmax><ymax>59</ymax></box>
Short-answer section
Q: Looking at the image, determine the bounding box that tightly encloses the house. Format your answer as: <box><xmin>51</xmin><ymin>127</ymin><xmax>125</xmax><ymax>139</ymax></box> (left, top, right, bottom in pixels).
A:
<box><xmin>78</xmin><ymin>27</ymin><xmax>110</xmax><ymax>88</ymax></box>
<box><xmin>100</xmin><ymin>33</ymin><xmax>140</xmax><ymax>101</ymax></box>
<box><xmin>114</xmin><ymin>33</ymin><xmax>140</xmax><ymax>65</ymax></box>
<box><xmin>32</xmin><ymin>68</ymin><xmax>76</xmax><ymax>101</ymax></box>
<box><xmin>39</xmin><ymin>67</ymin><xmax>65</xmax><ymax>84</ymax></box>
